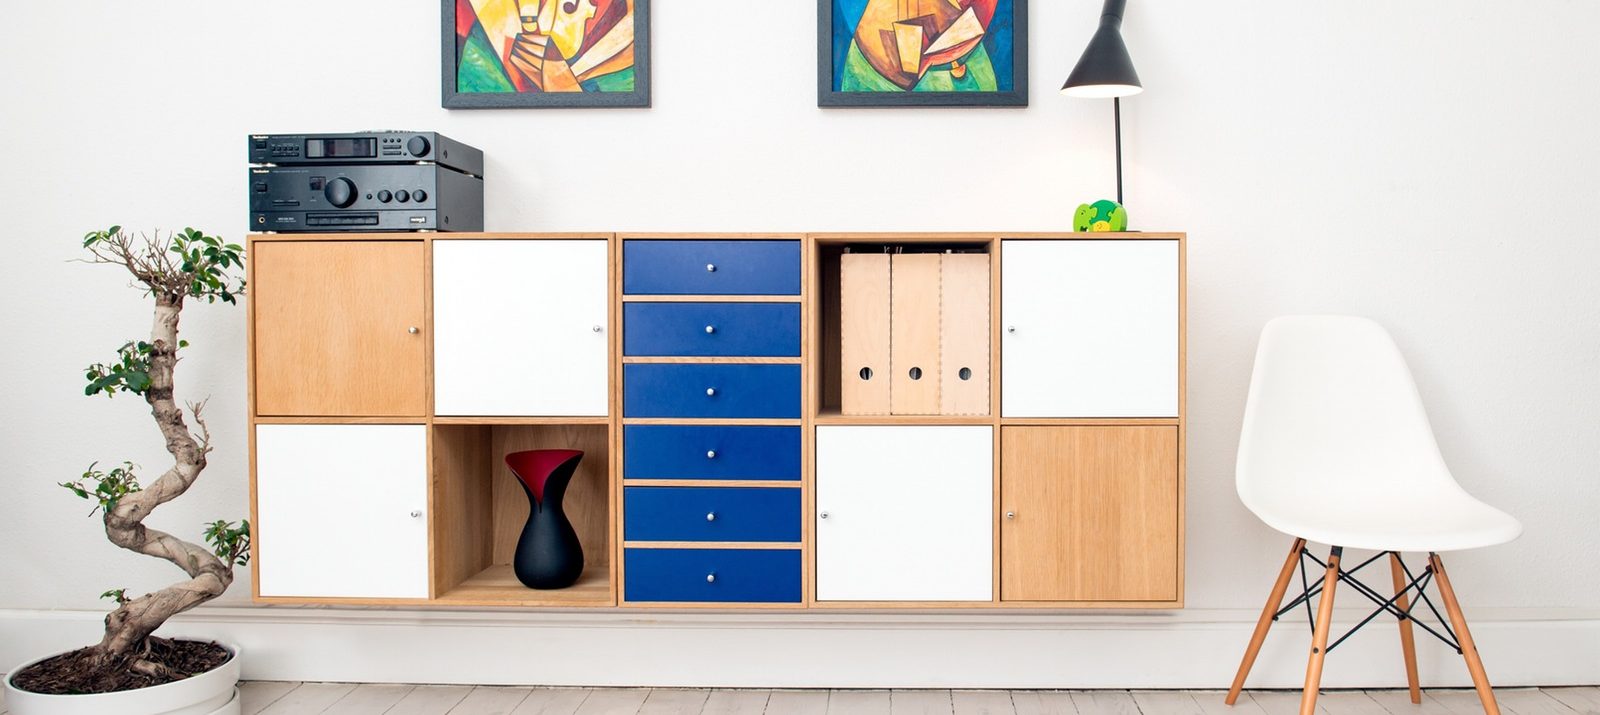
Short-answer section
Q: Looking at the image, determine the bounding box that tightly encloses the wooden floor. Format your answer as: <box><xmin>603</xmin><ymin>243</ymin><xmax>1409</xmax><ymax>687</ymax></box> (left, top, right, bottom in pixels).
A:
<box><xmin>202</xmin><ymin>685</ymin><xmax>1600</xmax><ymax>715</ymax></box>
<box><xmin>3</xmin><ymin>684</ymin><xmax>1594</xmax><ymax>715</ymax></box>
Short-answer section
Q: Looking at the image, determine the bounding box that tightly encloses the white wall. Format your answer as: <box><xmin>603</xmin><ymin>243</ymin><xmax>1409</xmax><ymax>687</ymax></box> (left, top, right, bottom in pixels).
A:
<box><xmin>1</xmin><ymin>0</ymin><xmax>1597</xmax><ymax>687</ymax></box>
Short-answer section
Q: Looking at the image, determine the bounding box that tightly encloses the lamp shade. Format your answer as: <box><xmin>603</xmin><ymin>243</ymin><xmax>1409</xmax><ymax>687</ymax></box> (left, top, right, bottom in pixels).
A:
<box><xmin>1061</xmin><ymin>0</ymin><xmax>1142</xmax><ymax>98</ymax></box>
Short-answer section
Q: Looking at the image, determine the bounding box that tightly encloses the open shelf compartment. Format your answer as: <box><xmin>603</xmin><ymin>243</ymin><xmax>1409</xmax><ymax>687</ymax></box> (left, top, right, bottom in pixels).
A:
<box><xmin>814</xmin><ymin>236</ymin><xmax>995</xmax><ymax>419</ymax></box>
<box><xmin>430</xmin><ymin>422</ymin><xmax>614</xmax><ymax>607</ymax></box>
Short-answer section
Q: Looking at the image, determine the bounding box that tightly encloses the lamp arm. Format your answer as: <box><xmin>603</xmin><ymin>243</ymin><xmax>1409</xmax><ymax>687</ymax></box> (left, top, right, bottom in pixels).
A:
<box><xmin>1115</xmin><ymin>97</ymin><xmax>1123</xmax><ymax>206</ymax></box>
<box><xmin>1101</xmin><ymin>0</ymin><xmax>1127</xmax><ymax>24</ymax></box>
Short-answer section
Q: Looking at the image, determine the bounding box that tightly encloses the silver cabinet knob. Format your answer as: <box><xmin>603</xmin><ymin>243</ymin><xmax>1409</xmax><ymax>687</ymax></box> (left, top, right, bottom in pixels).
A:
<box><xmin>408</xmin><ymin>326</ymin><xmax>420</xmax><ymax>334</ymax></box>
<box><xmin>706</xmin><ymin>450</ymin><xmax>717</xmax><ymax>459</ymax></box>
<box><xmin>706</xmin><ymin>573</ymin><xmax>717</xmax><ymax>583</ymax></box>
<box><xmin>1005</xmin><ymin>511</ymin><xmax>1016</xmax><ymax>520</ymax></box>
<box><xmin>1006</xmin><ymin>326</ymin><xmax>1017</xmax><ymax>334</ymax></box>
<box><xmin>706</xmin><ymin>512</ymin><xmax>717</xmax><ymax>522</ymax></box>
<box><xmin>410</xmin><ymin>510</ymin><xmax>423</xmax><ymax>518</ymax></box>
<box><xmin>819</xmin><ymin>511</ymin><xmax>830</xmax><ymax>520</ymax></box>
<box><xmin>706</xmin><ymin>263</ymin><xmax>717</xmax><ymax>273</ymax></box>
<box><xmin>705</xmin><ymin>387</ymin><xmax>717</xmax><ymax>397</ymax></box>
<box><xmin>592</xmin><ymin>325</ymin><xmax>603</xmax><ymax>333</ymax></box>
<box><xmin>704</xmin><ymin>325</ymin><xmax>716</xmax><ymax>334</ymax></box>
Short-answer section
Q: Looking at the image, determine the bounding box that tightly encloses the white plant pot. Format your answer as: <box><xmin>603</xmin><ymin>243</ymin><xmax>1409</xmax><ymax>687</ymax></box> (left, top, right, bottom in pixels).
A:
<box><xmin>4</xmin><ymin>642</ymin><xmax>240</xmax><ymax>715</ymax></box>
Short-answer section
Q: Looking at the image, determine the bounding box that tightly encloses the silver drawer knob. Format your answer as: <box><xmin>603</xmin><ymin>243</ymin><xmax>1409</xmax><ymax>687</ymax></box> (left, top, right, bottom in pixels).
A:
<box><xmin>408</xmin><ymin>326</ymin><xmax>420</xmax><ymax>335</ymax></box>
<box><xmin>819</xmin><ymin>511</ymin><xmax>830</xmax><ymax>520</ymax></box>
<box><xmin>706</xmin><ymin>263</ymin><xmax>717</xmax><ymax>273</ymax></box>
<box><xmin>1005</xmin><ymin>511</ymin><xmax>1016</xmax><ymax>520</ymax></box>
<box><xmin>704</xmin><ymin>325</ymin><xmax>716</xmax><ymax>334</ymax></box>
<box><xmin>706</xmin><ymin>450</ymin><xmax>717</xmax><ymax>459</ymax></box>
<box><xmin>1007</xmin><ymin>326</ymin><xmax>1017</xmax><ymax>334</ymax></box>
<box><xmin>410</xmin><ymin>510</ymin><xmax>423</xmax><ymax>518</ymax></box>
<box><xmin>592</xmin><ymin>325</ymin><xmax>603</xmax><ymax>333</ymax></box>
<box><xmin>706</xmin><ymin>512</ymin><xmax>717</xmax><ymax>522</ymax></box>
<box><xmin>706</xmin><ymin>573</ymin><xmax>717</xmax><ymax>583</ymax></box>
<box><xmin>705</xmin><ymin>387</ymin><xmax>717</xmax><ymax>397</ymax></box>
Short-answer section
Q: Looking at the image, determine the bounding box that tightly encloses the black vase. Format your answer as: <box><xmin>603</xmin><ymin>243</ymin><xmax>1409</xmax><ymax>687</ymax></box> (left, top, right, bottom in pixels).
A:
<box><xmin>504</xmin><ymin>449</ymin><xmax>586</xmax><ymax>589</ymax></box>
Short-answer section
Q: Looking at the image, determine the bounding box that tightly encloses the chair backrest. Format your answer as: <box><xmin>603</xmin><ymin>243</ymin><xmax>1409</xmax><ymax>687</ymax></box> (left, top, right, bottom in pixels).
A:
<box><xmin>1237</xmin><ymin>316</ymin><xmax>1463</xmax><ymax>515</ymax></box>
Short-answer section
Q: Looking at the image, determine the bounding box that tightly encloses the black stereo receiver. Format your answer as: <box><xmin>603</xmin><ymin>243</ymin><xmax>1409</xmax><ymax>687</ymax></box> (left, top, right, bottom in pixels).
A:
<box><xmin>247</xmin><ymin>131</ymin><xmax>484</xmax><ymax>233</ymax></box>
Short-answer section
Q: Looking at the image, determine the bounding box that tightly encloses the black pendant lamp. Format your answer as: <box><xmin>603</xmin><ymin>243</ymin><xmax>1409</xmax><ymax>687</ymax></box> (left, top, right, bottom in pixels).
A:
<box><xmin>1062</xmin><ymin>0</ymin><xmax>1142</xmax><ymax>204</ymax></box>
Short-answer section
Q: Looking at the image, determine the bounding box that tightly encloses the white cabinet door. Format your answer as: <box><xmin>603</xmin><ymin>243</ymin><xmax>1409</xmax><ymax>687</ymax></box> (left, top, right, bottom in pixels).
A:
<box><xmin>1001</xmin><ymin>240</ymin><xmax>1179</xmax><ymax>417</ymax></box>
<box><xmin>815</xmin><ymin>426</ymin><xmax>992</xmax><ymax>601</ymax></box>
<box><xmin>256</xmin><ymin>425</ymin><xmax>428</xmax><ymax>599</ymax></box>
<box><xmin>434</xmin><ymin>240</ymin><xmax>609</xmax><ymax>416</ymax></box>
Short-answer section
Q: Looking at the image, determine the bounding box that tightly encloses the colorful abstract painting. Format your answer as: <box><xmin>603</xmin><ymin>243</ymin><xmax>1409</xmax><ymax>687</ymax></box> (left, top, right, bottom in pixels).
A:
<box><xmin>442</xmin><ymin>0</ymin><xmax>650</xmax><ymax>108</ymax></box>
<box><xmin>819</xmin><ymin>0</ymin><xmax>1027</xmax><ymax>107</ymax></box>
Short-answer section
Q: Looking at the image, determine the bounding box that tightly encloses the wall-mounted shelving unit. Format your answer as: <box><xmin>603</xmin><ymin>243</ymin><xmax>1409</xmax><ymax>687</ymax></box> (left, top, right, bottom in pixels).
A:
<box><xmin>247</xmin><ymin>231</ymin><xmax>1185</xmax><ymax>611</ymax></box>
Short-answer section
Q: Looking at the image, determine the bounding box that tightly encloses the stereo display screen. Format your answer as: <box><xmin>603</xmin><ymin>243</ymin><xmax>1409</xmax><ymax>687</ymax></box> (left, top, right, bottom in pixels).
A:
<box><xmin>305</xmin><ymin>138</ymin><xmax>376</xmax><ymax>159</ymax></box>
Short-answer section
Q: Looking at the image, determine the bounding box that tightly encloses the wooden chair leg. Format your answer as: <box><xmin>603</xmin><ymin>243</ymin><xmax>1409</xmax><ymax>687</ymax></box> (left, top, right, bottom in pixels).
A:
<box><xmin>1227</xmin><ymin>537</ymin><xmax>1307</xmax><ymax>705</ymax></box>
<box><xmin>1390</xmin><ymin>553</ymin><xmax>1422</xmax><ymax>704</ymax></box>
<box><xmin>1430</xmin><ymin>553</ymin><xmax>1501</xmax><ymax>715</ymax></box>
<box><xmin>1300</xmin><ymin>546</ymin><xmax>1342</xmax><ymax>715</ymax></box>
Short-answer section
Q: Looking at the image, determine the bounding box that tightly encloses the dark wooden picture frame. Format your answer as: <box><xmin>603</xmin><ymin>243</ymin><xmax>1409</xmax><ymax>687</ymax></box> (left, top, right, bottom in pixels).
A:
<box><xmin>442</xmin><ymin>0</ymin><xmax>651</xmax><ymax>109</ymax></box>
<box><xmin>818</xmin><ymin>0</ymin><xmax>1028</xmax><ymax>108</ymax></box>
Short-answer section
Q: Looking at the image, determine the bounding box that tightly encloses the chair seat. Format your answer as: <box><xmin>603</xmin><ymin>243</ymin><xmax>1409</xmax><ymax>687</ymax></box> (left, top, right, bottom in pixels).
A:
<box><xmin>1246</xmin><ymin>485</ymin><xmax>1523</xmax><ymax>553</ymax></box>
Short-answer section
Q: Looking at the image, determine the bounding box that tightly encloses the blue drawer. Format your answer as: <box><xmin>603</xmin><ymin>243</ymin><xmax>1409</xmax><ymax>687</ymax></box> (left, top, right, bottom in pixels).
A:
<box><xmin>625</xmin><ymin>486</ymin><xmax>802</xmax><ymax>542</ymax></box>
<box><xmin>624</xmin><ymin>240</ymin><xmax>801</xmax><ymax>296</ymax></box>
<box><xmin>624</xmin><ymin>364</ymin><xmax>801</xmax><ymax>418</ymax></box>
<box><xmin>624</xmin><ymin>425</ymin><xmax>801</xmax><ymax>481</ymax></box>
<box><xmin>624</xmin><ymin>548</ymin><xmax>802</xmax><ymax>603</ymax></box>
<box><xmin>624</xmin><ymin>303</ymin><xmax>800</xmax><ymax>357</ymax></box>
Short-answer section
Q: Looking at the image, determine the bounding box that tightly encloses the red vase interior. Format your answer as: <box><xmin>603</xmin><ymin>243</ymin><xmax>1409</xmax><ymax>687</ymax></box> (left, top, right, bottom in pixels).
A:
<box><xmin>504</xmin><ymin>449</ymin><xmax>583</xmax><ymax>503</ymax></box>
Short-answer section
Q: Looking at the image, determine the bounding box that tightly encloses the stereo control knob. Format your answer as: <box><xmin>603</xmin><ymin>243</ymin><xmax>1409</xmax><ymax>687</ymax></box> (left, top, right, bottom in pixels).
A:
<box><xmin>412</xmin><ymin>189</ymin><xmax>427</xmax><ymax>202</ymax></box>
<box><xmin>377</xmin><ymin>190</ymin><xmax>393</xmax><ymax>203</ymax></box>
<box><xmin>324</xmin><ymin>177</ymin><xmax>357</xmax><ymax>208</ymax></box>
<box><xmin>407</xmin><ymin>135</ymin><xmax>431</xmax><ymax>157</ymax></box>
<box><xmin>396</xmin><ymin>189</ymin><xmax>411</xmax><ymax>203</ymax></box>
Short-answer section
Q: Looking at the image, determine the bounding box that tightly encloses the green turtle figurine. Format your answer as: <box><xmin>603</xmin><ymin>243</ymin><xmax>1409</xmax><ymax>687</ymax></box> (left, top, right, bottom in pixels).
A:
<box><xmin>1074</xmin><ymin>200</ymin><xmax>1128</xmax><ymax>232</ymax></box>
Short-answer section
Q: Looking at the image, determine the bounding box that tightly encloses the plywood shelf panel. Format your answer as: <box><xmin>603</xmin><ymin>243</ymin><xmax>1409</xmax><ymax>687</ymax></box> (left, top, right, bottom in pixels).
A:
<box><xmin>814</xmin><ymin>409</ymin><xmax>993</xmax><ymax>426</ymax></box>
<box><xmin>433</xmin><ymin>416</ymin><xmax>611</xmax><ymax>425</ymax></box>
<box><xmin>435</xmin><ymin>564</ymin><xmax>612</xmax><ymax>607</ymax></box>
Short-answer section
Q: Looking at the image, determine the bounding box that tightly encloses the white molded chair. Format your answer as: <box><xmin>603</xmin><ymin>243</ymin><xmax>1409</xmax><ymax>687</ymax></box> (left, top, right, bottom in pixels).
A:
<box><xmin>1224</xmin><ymin>316</ymin><xmax>1521</xmax><ymax>715</ymax></box>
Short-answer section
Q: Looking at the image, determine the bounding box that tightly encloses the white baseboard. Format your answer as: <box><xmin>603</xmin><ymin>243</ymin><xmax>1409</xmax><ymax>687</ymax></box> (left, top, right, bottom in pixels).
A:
<box><xmin>2</xmin><ymin>607</ymin><xmax>1595</xmax><ymax>689</ymax></box>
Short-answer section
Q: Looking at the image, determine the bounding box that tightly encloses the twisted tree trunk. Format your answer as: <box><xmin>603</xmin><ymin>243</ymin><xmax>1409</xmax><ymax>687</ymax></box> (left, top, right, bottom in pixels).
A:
<box><xmin>90</xmin><ymin>294</ymin><xmax>233</xmax><ymax>676</ymax></box>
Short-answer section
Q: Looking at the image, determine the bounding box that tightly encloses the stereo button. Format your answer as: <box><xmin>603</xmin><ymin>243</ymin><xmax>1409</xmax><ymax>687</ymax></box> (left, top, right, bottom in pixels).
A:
<box><xmin>407</xmin><ymin>136</ymin><xmax>431</xmax><ymax>157</ymax></box>
<box><xmin>377</xmin><ymin>190</ymin><xmax>392</xmax><ymax>203</ymax></box>
<box><xmin>412</xmin><ymin>189</ymin><xmax>427</xmax><ymax>202</ymax></box>
<box><xmin>324</xmin><ymin>177</ymin><xmax>357</xmax><ymax>208</ymax></box>
<box><xmin>396</xmin><ymin>190</ymin><xmax>410</xmax><ymax>203</ymax></box>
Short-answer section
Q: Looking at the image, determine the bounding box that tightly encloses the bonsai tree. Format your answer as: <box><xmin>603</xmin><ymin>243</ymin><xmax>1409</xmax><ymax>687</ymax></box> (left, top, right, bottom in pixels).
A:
<box><xmin>22</xmin><ymin>227</ymin><xmax>250</xmax><ymax>693</ymax></box>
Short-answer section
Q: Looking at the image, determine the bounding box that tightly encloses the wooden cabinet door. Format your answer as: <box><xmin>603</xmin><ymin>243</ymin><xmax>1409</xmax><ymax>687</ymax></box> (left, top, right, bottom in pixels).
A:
<box><xmin>434</xmin><ymin>240</ymin><xmax>609</xmax><ymax>416</ymax></box>
<box><xmin>253</xmin><ymin>241</ymin><xmax>426</xmax><ymax>416</ymax></box>
<box><xmin>1000</xmin><ymin>426</ymin><xmax>1179</xmax><ymax>602</ymax></box>
<box><xmin>256</xmin><ymin>424</ymin><xmax>429</xmax><ymax>599</ymax></box>
<box><xmin>1001</xmin><ymin>240</ymin><xmax>1179</xmax><ymax>417</ymax></box>
<box><xmin>815</xmin><ymin>426</ymin><xmax>992</xmax><ymax>601</ymax></box>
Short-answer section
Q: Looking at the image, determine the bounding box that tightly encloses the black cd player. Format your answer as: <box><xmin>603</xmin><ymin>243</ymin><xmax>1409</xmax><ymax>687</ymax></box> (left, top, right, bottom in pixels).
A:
<box><xmin>249</xmin><ymin>131</ymin><xmax>484</xmax><ymax>176</ymax></box>
<box><xmin>247</xmin><ymin>131</ymin><xmax>485</xmax><ymax>233</ymax></box>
